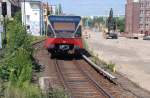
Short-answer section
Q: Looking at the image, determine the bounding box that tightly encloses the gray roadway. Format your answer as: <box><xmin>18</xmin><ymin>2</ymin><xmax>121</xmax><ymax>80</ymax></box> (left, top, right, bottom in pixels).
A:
<box><xmin>85</xmin><ymin>31</ymin><xmax>150</xmax><ymax>92</ymax></box>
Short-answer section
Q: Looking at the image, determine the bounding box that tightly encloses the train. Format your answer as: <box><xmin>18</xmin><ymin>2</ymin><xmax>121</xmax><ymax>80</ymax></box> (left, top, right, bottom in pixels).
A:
<box><xmin>45</xmin><ymin>15</ymin><xmax>83</xmax><ymax>56</ymax></box>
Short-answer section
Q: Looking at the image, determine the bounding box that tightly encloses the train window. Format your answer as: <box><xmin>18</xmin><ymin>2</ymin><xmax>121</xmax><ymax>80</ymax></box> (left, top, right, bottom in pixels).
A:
<box><xmin>75</xmin><ymin>26</ymin><xmax>82</xmax><ymax>37</ymax></box>
<box><xmin>54</xmin><ymin>22</ymin><xmax>75</xmax><ymax>31</ymax></box>
<box><xmin>47</xmin><ymin>25</ymin><xmax>54</xmax><ymax>37</ymax></box>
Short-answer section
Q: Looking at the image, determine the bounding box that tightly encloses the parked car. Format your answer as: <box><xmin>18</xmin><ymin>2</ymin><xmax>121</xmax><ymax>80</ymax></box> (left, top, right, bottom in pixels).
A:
<box><xmin>143</xmin><ymin>36</ymin><xmax>150</xmax><ymax>40</ymax></box>
<box><xmin>106</xmin><ymin>32</ymin><xmax>118</xmax><ymax>39</ymax></box>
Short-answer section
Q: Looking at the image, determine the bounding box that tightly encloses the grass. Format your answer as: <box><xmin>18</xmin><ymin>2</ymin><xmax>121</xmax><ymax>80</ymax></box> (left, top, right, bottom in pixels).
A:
<box><xmin>83</xmin><ymin>38</ymin><xmax>116</xmax><ymax>72</ymax></box>
<box><xmin>31</xmin><ymin>36</ymin><xmax>46</xmax><ymax>44</ymax></box>
<box><xmin>0</xmin><ymin>11</ymin><xmax>68</xmax><ymax>98</ymax></box>
<box><xmin>44</xmin><ymin>88</ymin><xmax>69</xmax><ymax>98</ymax></box>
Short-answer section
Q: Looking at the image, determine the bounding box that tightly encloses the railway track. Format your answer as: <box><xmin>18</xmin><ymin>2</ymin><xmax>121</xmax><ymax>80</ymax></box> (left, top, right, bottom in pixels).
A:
<box><xmin>33</xmin><ymin>40</ymin><xmax>146</xmax><ymax>98</ymax></box>
<box><xmin>54</xmin><ymin>58</ymin><xmax>113</xmax><ymax>98</ymax></box>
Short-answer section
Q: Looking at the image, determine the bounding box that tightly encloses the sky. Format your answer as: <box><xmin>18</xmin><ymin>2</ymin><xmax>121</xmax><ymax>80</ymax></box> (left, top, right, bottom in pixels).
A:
<box><xmin>46</xmin><ymin>0</ymin><xmax>125</xmax><ymax>16</ymax></box>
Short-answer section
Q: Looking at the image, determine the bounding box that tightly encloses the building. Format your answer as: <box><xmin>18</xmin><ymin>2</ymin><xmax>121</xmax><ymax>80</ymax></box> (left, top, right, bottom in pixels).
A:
<box><xmin>125</xmin><ymin>0</ymin><xmax>140</xmax><ymax>36</ymax></box>
<box><xmin>49</xmin><ymin>5</ymin><xmax>57</xmax><ymax>15</ymax></box>
<box><xmin>139</xmin><ymin>0</ymin><xmax>150</xmax><ymax>36</ymax></box>
<box><xmin>0</xmin><ymin>0</ymin><xmax>20</xmax><ymax>18</ymax></box>
<box><xmin>125</xmin><ymin>0</ymin><xmax>150</xmax><ymax>36</ymax></box>
<box><xmin>21</xmin><ymin>0</ymin><xmax>44</xmax><ymax>36</ymax></box>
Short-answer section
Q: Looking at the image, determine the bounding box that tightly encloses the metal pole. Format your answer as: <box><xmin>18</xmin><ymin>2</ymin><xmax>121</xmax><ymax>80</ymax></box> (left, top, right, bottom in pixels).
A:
<box><xmin>24</xmin><ymin>0</ymin><xmax>26</xmax><ymax>27</ymax></box>
<box><xmin>0</xmin><ymin>5</ymin><xmax>2</xmax><ymax>49</ymax></box>
<box><xmin>0</xmin><ymin>23</ymin><xmax>2</xmax><ymax>49</ymax></box>
<box><xmin>3</xmin><ymin>16</ymin><xmax>7</xmax><ymax>48</ymax></box>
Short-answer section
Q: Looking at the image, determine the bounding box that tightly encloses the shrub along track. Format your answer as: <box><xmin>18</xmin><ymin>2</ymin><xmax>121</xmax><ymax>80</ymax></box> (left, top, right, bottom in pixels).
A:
<box><xmin>33</xmin><ymin>40</ymin><xmax>140</xmax><ymax>98</ymax></box>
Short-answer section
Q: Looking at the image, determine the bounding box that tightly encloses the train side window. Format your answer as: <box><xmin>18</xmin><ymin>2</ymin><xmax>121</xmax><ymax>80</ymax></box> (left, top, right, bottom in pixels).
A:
<box><xmin>47</xmin><ymin>25</ymin><xmax>54</xmax><ymax>37</ymax></box>
<box><xmin>75</xmin><ymin>26</ymin><xmax>82</xmax><ymax>37</ymax></box>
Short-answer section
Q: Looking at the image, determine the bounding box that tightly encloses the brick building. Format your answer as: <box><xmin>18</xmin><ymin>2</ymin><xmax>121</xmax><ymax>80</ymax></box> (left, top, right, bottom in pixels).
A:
<box><xmin>125</xmin><ymin>0</ymin><xmax>150</xmax><ymax>36</ymax></box>
<box><xmin>125</xmin><ymin>0</ymin><xmax>140</xmax><ymax>36</ymax></box>
<box><xmin>139</xmin><ymin>0</ymin><xmax>150</xmax><ymax>36</ymax></box>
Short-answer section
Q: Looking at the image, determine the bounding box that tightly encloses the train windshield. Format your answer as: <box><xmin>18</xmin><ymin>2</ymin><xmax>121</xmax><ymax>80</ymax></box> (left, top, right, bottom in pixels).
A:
<box><xmin>54</xmin><ymin>22</ymin><xmax>75</xmax><ymax>31</ymax></box>
<box><xmin>47</xmin><ymin>16</ymin><xmax>81</xmax><ymax>38</ymax></box>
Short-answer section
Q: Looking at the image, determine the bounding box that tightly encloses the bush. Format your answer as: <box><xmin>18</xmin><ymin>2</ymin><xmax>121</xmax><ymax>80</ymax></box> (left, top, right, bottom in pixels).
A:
<box><xmin>0</xmin><ymin>11</ymin><xmax>69</xmax><ymax>98</ymax></box>
<box><xmin>106</xmin><ymin>62</ymin><xmax>115</xmax><ymax>72</ymax></box>
<box><xmin>6</xmin><ymin>11</ymin><xmax>32</xmax><ymax>54</ymax></box>
<box><xmin>0</xmin><ymin>11</ymin><xmax>38</xmax><ymax>98</ymax></box>
<box><xmin>0</xmin><ymin>48</ymin><xmax>32</xmax><ymax>85</ymax></box>
<box><xmin>44</xmin><ymin>89</ymin><xmax>69</xmax><ymax>98</ymax></box>
<box><xmin>5</xmin><ymin>82</ymin><xmax>42</xmax><ymax>98</ymax></box>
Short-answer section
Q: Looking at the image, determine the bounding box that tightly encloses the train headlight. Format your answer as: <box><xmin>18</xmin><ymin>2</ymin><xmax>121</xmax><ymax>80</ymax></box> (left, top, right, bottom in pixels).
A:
<box><xmin>48</xmin><ymin>44</ymin><xmax>55</xmax><ymax>49</ymax></box>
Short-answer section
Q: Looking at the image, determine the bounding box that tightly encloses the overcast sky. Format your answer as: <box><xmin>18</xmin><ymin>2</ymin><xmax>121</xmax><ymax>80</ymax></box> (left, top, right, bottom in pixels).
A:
<box><xmin>46</xmin><ymin>0</ymin><xmax>125</xmax><ymax>16</ymax></box>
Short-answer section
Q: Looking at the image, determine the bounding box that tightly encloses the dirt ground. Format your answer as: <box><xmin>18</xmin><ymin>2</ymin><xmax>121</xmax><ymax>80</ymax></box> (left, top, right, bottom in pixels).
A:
<box><xmin>85</xmin><ymin>31</ymin><xmax>150</xmax><ymax>97</ymax></box>
<box><xmin>33</xmin><ymin>42</ymin><xmax>63</xmax><ymax>89</ymax></box>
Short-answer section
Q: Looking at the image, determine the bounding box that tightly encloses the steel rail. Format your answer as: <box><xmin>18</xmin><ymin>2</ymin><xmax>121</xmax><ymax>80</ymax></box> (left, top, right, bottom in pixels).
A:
<box><xmin>54</xmin><ymin>59</ymin><xmax>73</xmax><ymax>98</ymax></box>
<box><xmin>82</xmin><ymin>54</ymin><xmax>117</xmax><ymax>83</ymax></box>
<box><xmin>54</xmin><ymin>58</ymin><xmax>113</xmax><ymax>98</ymax></box>
<box><xmin>74</xmin><ymin>60</ymin><xmax>114</xmax><ymax>98</ymax></box>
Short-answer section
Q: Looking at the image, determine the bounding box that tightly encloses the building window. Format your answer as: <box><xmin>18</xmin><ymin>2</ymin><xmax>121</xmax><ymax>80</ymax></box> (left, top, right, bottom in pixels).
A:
<box><xmin>26</xmin><ymin>15</ymin><xmax>30</xmax><ymax>23</ymax></box>
<box><xmin>140</xmin><ymin>10</ymin><xmax>144</xmax><ymax>15</ymax></box>
<box><xmin>140</xmin><ymin>17</ymin><xmax>144</xmax><ymax>22</ymax></box>
<box><xmin>140</xmin><ymin>3</ymin><xmax>144</xmax><ymax>8</ymax></box>
<box><xmin>140</xmin><ymin>0</ymin><xmax>143</xmax><ymax>1</ymax></box>
<box><xmin>146</xmin><ymin>10</ymin><xmax>150</xmax><ymax>15</ymax></box>
<box><xmin>146</xmin><ymin>1</ymin><xmax>150</xmax><ymax>7</ymax></box>
<box><xmin>146</xmin><ymin>17</ymin><xmax>150</xmax><ymax>22</ymax></box>
<box><xmin>140</xmin><ymin>30</ymin><xmax>143</xmax><ymax>34</ymax></box>
<box><xmin>139</xmin><ymin>24</ymin><xmax>143</xmax><ymax>28</ymax></box>
<box><xmin>30</xmin><ymin>2</ymin><xmax>40</xmax><ymax>9</ymax></box>
<box><xmin>145</xmin><ymin>24</ymin><xmax>149</xmax><ymax>28</ymax></box>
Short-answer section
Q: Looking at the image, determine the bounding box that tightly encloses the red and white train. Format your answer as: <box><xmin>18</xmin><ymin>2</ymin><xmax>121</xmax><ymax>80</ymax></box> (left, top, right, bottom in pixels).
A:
<box><xmin>45</xmin><ymin>15</ymin><xmax>83</xmax><ymax>56</ymax></box>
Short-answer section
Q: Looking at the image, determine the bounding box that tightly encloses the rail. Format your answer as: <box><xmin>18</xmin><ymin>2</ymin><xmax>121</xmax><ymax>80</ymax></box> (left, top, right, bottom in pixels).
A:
<box><xmin>54</xmin><ymin>59</ymin><xmax>113</xmax><ymax>98</ymax></box>
<box><xmin>82</xmin><ymin>54</ymin><xmax>117</xmax><ymax>83</ymax></box>
<box><xmin>74</xmin><ymin>60</ymin><xmax>114</xmax><ymax>98</ymax></box>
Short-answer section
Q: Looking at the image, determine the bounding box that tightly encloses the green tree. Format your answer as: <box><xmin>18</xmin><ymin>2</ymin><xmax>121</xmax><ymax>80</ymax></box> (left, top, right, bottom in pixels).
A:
<box><xmin>58</xmin><ymin>4</ymin><xmax>62</xmax><ymax>15</ymax></box>
<box><xmin>55</xmin><ymin>6</ymin><xmax>59</xmax><ymax>15</ymax></box>
<box><xmin>0</xmin><ymin>11</ymin><xmax>68</xmax><ymax>98</ymax></box>
<box><xmin>117</xmin><ymin>17</ymin><xmax>125</xmax><ymax>32</ymax></box>
<box><xmin>6</xmin><ymin>11</ymin><xmax>32</xmax><ymax>53</ymax></box>
<box><xmin>55</xmin><ymin>4</ymin><xmax>63</xmax><ymax>15</ymax></box>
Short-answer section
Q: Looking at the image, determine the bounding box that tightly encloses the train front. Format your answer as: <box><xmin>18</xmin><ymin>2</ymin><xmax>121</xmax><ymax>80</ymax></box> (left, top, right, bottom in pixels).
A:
<box><xmin>45</xmin><ymin>16</ymin><xmax>83</xmax><ymax>55</ymax></box>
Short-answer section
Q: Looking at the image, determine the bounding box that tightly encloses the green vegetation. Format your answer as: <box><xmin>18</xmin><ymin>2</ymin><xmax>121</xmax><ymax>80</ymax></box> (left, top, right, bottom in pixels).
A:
<box><xmin>0</xmin><ymin>11</ymin><xmax>40</xmax><ymax>98</ymax></box>
<box><xmin>44</xmin><ymin>89</ymin><xmax>68</xmax><ymax>98</ymax></box>
<box><xmin>82</xmin><ymin>16</ymin><xmax>105</xmax><ymax>28</ymax></box>
<box><xmin>82</xmin><ymin>16</ymin><xmax>125</xmax><ymax>32</ymax></box>
<box><xmin>91</xmin><ymin>52</ymin><xmax>116</xmax><ymax>72</ymax></box>
<box><xmin>0</xmin><ymin>12</ymin><xmax>68</xmax><ymax>98</ymax></box>
<box><xmin>82</xmin><ymin>39</ymin><xmax>89</xmax><ymax>50</ymax></box>
<box><xmin>55</xmin><ymin>4</ymin><xmax>63</xmax><ymax>15</ymax></box>
<box><xmin>83</xmin><ymin>39</ymin><xmax>116</xmax><ymax>72</ymax></box>
<box><xmin>116</xmin><ymin>17</ymin><xmax>125</xmax><ymax>32</ymax></box>
<box><xmin>31</xmin><ymin>36</ymin><xmax>46</xmax><ymax>44</ymax></box>
<box><xmin>106</xmin><ymin>62</ymin><xmax>115</xmax><ymax>72</ymax></box>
